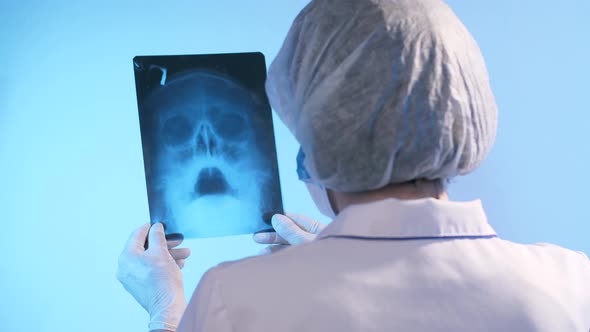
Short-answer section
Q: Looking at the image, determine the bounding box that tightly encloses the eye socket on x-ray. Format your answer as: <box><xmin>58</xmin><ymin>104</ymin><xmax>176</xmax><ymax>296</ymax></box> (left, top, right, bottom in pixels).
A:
<box><xmin>162</xmin><ymin>115</ymin><xmax>193</xmax><ymax>146</ymax></box>
<box><xmin>161</xmin><ymin>108</ymin><xmax>250</xmax><ymax>148</ymax></box>
<box><xmin>211</xmin><ymin>110</ymin><xmax>249</xmax><ymax>141</ymax></box>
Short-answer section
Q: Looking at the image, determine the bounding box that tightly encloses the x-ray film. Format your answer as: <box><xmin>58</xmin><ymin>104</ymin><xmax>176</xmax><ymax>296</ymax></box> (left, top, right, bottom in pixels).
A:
<box><xmin>133</xmin><ymin>52</ymin><xmax>283</xmax><ymax>239</ymax></box>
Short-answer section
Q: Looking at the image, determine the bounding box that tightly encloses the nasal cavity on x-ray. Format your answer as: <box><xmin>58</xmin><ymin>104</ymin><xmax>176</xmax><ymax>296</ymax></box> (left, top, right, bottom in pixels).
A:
<box><xmin>196</xmin><ymin>167</ymin><xmax>230</xmax><ymax>195</ymax></box>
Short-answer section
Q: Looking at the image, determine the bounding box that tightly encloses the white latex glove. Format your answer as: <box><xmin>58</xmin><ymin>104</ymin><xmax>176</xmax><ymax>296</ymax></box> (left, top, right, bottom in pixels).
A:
<box><xmin>116</xmin><ymin>223</ymin><xmax>191</xmax><ymax>332</ymax></box>
<box><xmin>253</xmin><ymin>213</ymin><xmax>327</xmax><ymax>254</ymax></box>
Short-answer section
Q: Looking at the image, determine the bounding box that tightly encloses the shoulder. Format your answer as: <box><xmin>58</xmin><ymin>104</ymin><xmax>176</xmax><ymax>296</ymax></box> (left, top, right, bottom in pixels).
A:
<box><xmin>529</xmin><ymin>242</ymin><xmax>590</xmax><ymax>268</ymax></box>
<box><xmin>495</xmin><ymin>239</ymin><xmax>590</xmax><ymax>276</ymax></box>
<box><xmin>197</xmin><ymin>241</ymin><xmax>326</xmax><ymax>302</ymax></box>
<box><xmin>526</xmin><ymin>242</ymin><xmax>589</xmax><ymax>262</ymax></box>
<box><xmin>180</xmin><ymin>247</ymin><xmax>305</xmax><ymax>331</ymax></box>
<box><xmin>209</xmin><ymin>240</ymin><xmax>322</xmax><ymax>279</ymax></box>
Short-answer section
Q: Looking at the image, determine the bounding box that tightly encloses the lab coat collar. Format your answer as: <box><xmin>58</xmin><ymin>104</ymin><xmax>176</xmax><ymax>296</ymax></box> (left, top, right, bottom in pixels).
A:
<box><xmin>317</xmin><ymin>198</ymin><xmax>497</xmax><ymax>240</ymax></box>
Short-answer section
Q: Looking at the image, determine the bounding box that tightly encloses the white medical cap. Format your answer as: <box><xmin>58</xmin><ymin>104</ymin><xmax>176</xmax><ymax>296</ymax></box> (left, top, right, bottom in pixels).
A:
<box><xmin>266</xmin><ymin>0</ymin><xmax>498</xmax><ymax>192</ymax></box>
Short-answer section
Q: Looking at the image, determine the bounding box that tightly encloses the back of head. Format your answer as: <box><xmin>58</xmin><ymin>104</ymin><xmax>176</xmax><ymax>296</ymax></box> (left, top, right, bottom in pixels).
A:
<box><xmin>266</xmin><ymin>0</ymin><xmax>498</xmax><ymax>192</ymax></box>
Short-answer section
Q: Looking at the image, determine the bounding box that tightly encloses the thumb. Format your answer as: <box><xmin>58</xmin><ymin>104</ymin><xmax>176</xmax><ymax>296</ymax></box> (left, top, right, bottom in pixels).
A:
<box><xmin>272</xmin><ymin>214</ymin><xmax>313</xmax><ymax>245</ymax></box>
<box><xmin>285</xmin><ymin>213</ymin><xmax>325</xmax><ymax>234</ymax></box>
<box><xmin>147</xmin><ymin>223</ymin><xmax>168</xmax><ymax>252</ymax></box>
<box><xmin>124</xmin><ymin>223</ymin><xmax>151</xmax><ymax>253</ymax></box>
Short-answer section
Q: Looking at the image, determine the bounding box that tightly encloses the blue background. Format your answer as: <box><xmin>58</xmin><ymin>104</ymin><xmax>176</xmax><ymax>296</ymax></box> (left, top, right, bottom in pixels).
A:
<box><xmin>1</xmin><ymin>1</ymin><xmax>588</xmax><ymax>330</ymax></box>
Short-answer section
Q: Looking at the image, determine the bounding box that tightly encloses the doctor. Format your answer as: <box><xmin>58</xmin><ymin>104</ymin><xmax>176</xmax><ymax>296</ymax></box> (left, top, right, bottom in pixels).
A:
<box><xmin>117</xmin><ymin>0</ymin><xmax>590</xmax><ymax>331</ymax></box>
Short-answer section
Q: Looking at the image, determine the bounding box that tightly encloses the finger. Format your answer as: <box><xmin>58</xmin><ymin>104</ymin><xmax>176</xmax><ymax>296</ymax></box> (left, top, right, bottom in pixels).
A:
<box><xmin>167</xmin><ymin>238</ymin><xmax>183</xmax><ymax>249</ymax></box>
<box><xmin>147</xmin><ymin>223</ymin><xmax>168</xmax><ymax>252</ymax></box>
<box><xmin>259</xmin><ymin>244</ymin><xmax>289</xmax><ymax>255</ymax></box>
<box><xmin>176</xmin><ymin>259</ymin><xmax>186</xmax><ymax>269</ymax></box>
<box><xmin>271</xmin><ymin>214</ymin><xmax>312</xmax><ymax>245</ymax></box>
<box><xmin>252</xmin><ymin>231</ymin><xmax>288</xmax><ymax>245</ymax></box>
<box><xmin>286</xmin><ymin>213</ymin><xmax>323</xmax><ymax>234</ymax></box>
<box><xmin>169</xmin><ymin>248</ymin><xmax>191</xmax><ymax>261</ymax></box>
<box><xmin>124</xmin><ymin>223</ymin><xmax>151</xmax><ymax>253</ymax></box>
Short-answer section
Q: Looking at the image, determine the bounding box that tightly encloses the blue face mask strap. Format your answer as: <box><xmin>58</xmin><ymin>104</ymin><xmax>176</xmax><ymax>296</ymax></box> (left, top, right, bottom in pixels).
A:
<box><xmin>296</xmin><ymin>147</ymin><xmax>312</xmax><ymax>182</ymax></box>
<box><xmin>297</xmin><ymin>147</ymin><xmax>338</xmax><ymax>217</ymax></box>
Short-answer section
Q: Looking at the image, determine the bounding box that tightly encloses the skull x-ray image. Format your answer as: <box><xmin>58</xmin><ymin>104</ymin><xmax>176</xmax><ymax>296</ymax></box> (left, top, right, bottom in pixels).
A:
<box><xmin>133</xmin><ymin>53</ymin><xmax>283</xmax><ymax>239</ymax></box>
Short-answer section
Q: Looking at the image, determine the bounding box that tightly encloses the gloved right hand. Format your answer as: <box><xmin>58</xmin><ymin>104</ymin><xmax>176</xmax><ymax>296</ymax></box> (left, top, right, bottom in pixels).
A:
<box><xmin>116</xmin><ymin>223</ymin><xmax>190</xmax><ymax>332</ymax></box>
<box><xmin>253</xmin><ymin>213</ymin><xmax>327</xmax><ymax>254</ymax></box>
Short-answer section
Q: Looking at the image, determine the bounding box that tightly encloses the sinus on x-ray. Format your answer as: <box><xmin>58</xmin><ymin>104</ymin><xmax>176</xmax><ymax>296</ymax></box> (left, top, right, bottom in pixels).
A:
<box><xmin>133</xmin><ymin>53</ymin><xmax>283</xmax><ymax>239</ymax></box>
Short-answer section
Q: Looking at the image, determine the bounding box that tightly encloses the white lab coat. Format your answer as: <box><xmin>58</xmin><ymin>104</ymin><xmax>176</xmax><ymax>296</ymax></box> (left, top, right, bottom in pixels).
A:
<box><xmin>177</xmin><ymin>198</ymin><xmax>590</xmax><ymax>331</ymax></box>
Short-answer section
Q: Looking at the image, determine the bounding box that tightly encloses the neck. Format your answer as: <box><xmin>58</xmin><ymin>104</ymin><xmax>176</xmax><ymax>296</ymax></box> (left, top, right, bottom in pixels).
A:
<box><xmin>328</xmin><ymin>179</ymin><xmax>448</xmax><ymax>214</ymax></box>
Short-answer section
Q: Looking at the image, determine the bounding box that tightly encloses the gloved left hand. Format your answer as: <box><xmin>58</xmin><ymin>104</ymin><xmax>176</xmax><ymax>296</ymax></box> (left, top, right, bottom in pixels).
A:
<box><xmin>116</xmin><ymin>223</ymin><xmax>191</xmax><ymax>332</ymax></box>
<box><xmin>254</xmin><ymin>213</ymin><xmax>327</xmax><ymax>254</ymax></box>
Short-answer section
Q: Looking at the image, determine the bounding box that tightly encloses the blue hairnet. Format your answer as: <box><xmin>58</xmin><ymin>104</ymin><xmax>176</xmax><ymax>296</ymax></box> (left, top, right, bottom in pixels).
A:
<box><xmin>266</xmin><ymin>0</ymin><xmax>498</xmax><ymax>192</ymax></box>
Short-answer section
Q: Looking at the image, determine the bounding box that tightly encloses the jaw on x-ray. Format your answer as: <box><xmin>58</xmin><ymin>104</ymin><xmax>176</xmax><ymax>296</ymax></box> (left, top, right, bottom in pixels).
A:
<box><xmin>135</xmin><ymin>54</ymin><xmax>282</xmax><ymax>239</ymax></box>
